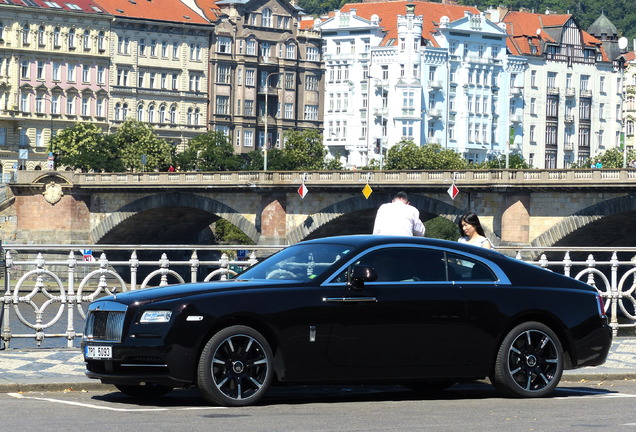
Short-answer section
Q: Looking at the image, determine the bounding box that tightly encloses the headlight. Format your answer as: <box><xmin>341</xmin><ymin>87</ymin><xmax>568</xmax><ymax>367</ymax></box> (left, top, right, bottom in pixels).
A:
<box><xmin>140</xmin><ymin>310</ymin><xmax>172</xmax><ymax>323</ymax></box>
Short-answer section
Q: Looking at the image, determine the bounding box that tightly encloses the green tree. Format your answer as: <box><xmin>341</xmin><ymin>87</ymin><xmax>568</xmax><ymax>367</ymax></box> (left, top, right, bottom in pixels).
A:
<box><xmin>482</xmin><ymin>153</ymin><xmax>530</xmax><ymax>169</ymax></box>
<box><xmin>113</xmin><ymin>120</ymin><xmax>173</xmax><ymax>171</ymax></box>
<box><xmin>385</xmin><ymin>141</ymin><xmax>468</xmax><ymax>170</ymax></box>
<box><xmin>424</xmin><ymin>216</ymin><xmax>460</xmax><ymax>241</ymax></box>
<box><xmin>49</xmin><ymin>123</ymin><xmax>122</xmax><ymax>172</ymax></box>
<box><xmin>244</xmin><ymin>148</ymin><xmax>291</xmax><ymax>170</ymax></box>
<box><xmin>283</xmin><ymin>129</ymin><xmax>328</xmax><ymax>170</ymax></box>
<box><xmin>176</xmin><ymin>131</ymin><xmax>243</xmax><ymax>171</ymax></box>
<box><xmin>213</xmin><ymin>219</ymin><xmax>254</xmax><ymax>245</ymax></box>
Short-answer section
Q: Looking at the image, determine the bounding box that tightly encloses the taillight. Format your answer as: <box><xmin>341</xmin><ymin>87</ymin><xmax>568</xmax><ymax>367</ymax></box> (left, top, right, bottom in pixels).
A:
<box><xmin>596</xmin><ymin>294</ymin><xmax>607</xmax><ymax>318</ymax></box>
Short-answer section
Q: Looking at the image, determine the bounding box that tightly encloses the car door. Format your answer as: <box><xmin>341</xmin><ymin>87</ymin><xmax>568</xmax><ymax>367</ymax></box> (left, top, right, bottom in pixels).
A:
<box><xmin>325</xmin><ymin>246</ymin><xmax>468</xmax><ymax>378</ymax></box>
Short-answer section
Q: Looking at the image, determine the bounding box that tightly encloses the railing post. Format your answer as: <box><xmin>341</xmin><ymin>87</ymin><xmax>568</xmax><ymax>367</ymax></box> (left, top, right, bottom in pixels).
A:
<box><xmin>65</xmin><ymin>250</ymin><xmax>77</xmax><ymax>348</ymax></box>
<box><xmin>129</xmin><ymin>251</ymin><xmax>138</xmax><ymax>290</ymax></box>
<box><xmin>190</xmin><ymin>251</ymin><xmax>200</xmax><ymax>283</ymax></box>
<box><xmin>0</xmin><ymin>241</ymin><xmax>4</xmax><ymax>350</ymax></box>
<box><xmin>2</xmin><ymin>250</ymin><xmax>12</xmax><ymax>349</ymax></box>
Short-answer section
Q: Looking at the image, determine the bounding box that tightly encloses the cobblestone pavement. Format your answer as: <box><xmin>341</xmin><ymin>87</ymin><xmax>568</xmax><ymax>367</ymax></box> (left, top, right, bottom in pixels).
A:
<box><xmin>1</xmin><ymin>338</ymin><xmax>635</xmax><ymax>393</ymax></box>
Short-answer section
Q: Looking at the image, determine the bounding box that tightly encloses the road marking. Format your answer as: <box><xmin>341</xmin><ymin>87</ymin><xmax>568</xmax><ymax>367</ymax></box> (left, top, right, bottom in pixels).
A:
<box><xmin>7</xmin><ymin>393</ymin><xmax>226</xmax><ymax>412</ymax></box>
<box><xmin>555</xmin><ymin>388</ymin><xmax>636</xmax><ymax>399</ymax></box>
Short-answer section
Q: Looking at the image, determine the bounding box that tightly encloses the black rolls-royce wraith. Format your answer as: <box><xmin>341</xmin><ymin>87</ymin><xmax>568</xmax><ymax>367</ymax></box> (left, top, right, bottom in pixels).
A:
<box><xmin>82</xmin><ymin>235</ymin><xmax>611</xmax><ymax>406</ymax></box>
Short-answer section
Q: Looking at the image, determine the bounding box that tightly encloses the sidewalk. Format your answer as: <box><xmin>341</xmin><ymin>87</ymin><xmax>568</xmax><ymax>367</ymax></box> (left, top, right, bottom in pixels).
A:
<box><xmin>1</xmin><ymin>338</ymin><xmax>636</xmax><ymax>393</ymax></box>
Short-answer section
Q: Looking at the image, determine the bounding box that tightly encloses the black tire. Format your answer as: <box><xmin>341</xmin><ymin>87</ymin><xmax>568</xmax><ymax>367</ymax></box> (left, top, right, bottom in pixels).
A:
<box><xmin>114</xmin><ymin>383</ymin><xmax>173</xmax><ymax>399</ymax></box>
<box><xmin>491</xmin><ymin>321</ymin><xmax>563</xmax><ymax>398</ymax></box>
<box><xmin>197</xmin><ymin>325</ymin><xmax>274</xmax><ymax>407</ymax></box>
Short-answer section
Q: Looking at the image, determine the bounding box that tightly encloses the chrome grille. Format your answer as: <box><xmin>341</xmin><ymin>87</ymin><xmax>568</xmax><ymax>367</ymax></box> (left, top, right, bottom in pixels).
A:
<box><xmin>85</xmin><ymin>302</ymin><xmax>127</xmax><ymax>342</ymax></box>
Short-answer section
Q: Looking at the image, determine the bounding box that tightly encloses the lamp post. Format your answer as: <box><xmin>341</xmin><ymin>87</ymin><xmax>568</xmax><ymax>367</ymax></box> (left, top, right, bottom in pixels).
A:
<box><xmin>263</xmin><ymin>71</ymin><xmax>280</xmax><ymax>171</ymax></box>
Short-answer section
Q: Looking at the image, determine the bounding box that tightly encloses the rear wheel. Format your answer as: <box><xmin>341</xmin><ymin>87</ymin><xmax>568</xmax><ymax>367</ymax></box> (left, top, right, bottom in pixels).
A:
<box><xmin>197</xmin><ymin>325</ymin><xmax>274</xmax><ymax>407</ymax></box>
<box><xmin>491</xmin><ymin>321</ymin><xmax>563</xmax><ymax>398</ymax></box>
<box><xmin>114</xmin><ymin>383</ymin><xmax>173</xmax><ymax>399</ymax></box>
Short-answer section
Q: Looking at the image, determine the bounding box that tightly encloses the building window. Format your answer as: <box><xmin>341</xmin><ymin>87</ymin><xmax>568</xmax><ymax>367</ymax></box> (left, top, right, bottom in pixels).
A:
<box><xmin>161</xmin><ymin>41</ymin><xmax>168</xmax><ymax>57</ymax></box>
<box><xmin>96</xmin><ymin>98</ymin><xmax>104</xmax><ymax>118</ymax></box>
<box><xmin>262</xmin><ymin>8</ymin><xmax>273</xmax><ymax>27</ymax></box>
<box><xmin>98</xmin><ymin>31</ymin><xmax>105</xmax><ymax>51</ymax></box>
<box><xmin>53</xmin><ymin>63</ymin><xmax>62</xmax><ymax>81</ymax></box>
<box><xmin>37</xmin><ymin>61</ymin><xmax>45</xmax><ymax>80</ymax></box>
<box><xmin>284</xmin><ymin>103</ymin><xmax>293</xmax><ymax>119</ymax></box>
<box><xmin>244</xmin><ymin>130</ymin><xmax>254</xmax><ymax>147</ymax></box>
<box><xmin>67</xmin><ymin>95</ymin><xmax>76</xmax><ymax>115</ymax></box>
<box><xmin>81</xmin><ymin>97</ymin><xmax>89</xmax><ymax>116</ymax></box>
<box><xmin>216</xmin><ymin>96</ymin><xmax>229</xmax><ymax>115</ymax></box>
<box><xmin>286</xmin><ymin>43</ymin><xmax>295</xmax><ymax>59</ymax></box>
<box><xmin>246</xmin><ymin>40</ymin><xmax>256</xmax><ymax>56</ymax></box>
<box><xmin>82</xmin><ymin>65</ymin><xmax>90</xmax><ymax>83</ymax></box>
<box><xmin>216</xmin><ymin>65</ymin><xmax>231</xmax><ymax>84</ymax></box>
<box><xmin>97</xmin><ymin>66</ymin><xmax>105</xmax><ymax>84</ymax></box>
<box><xmin>306</xmin><ymin>46</ymin><xmax>319</xmax><ymax>61</ymax></box>
<box><xmin>67</xmin><ymin>64</ymin><xmax>76</xmax><ymax>82</ymax></box>
<box><xmin>244</xmin><ymin>100</ymin><xmax>254</xmax><ymax>116</ymax></box>
<box><xmin>304</xmin><ymin>104</ymin><xmax>318</xmax><ymax>120</ymax></box>
<box><xmin>260</xmin><ymin>42</ymin><xmax>271</xmax><ymax>58</ymax></box>
<box><xmin>137</xmin><ymin>104</ymin><xmax>144</xmax><ymax>121</ymax></box>
<box><xmin>53</xmin><ymin>27</ymin><xmax>61</xmax><ymax>47</ymax></box>
<box><xmin>22</xmin><ymin>23</ymin><xmax>30</xmax><ymax>45</ymax></box>
<box><xmin>21</xmin><ymin>61</ymin><xmax>29</xmax><ymax>79</ymax></box>
<box><xmin>217</xmin><ymin>36</ymin><xmax>232</xmax><ymax>53</ymax></box>
<box><xmin>306</xmin><ymin>74</ymin><xmax>318</xmax><ymax>91</ymax></box>
<box><xmin>285</xmin><ymin>73</ymin><xmax>294</xmax><ymax>89</ymax></box>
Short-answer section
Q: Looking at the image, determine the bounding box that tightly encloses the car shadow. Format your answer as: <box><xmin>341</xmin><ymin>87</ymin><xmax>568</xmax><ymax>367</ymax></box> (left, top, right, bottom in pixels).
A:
<box><xmin>91</xmin><ymin>380</ymin><xmax>618</xmax><ymax>408</ymax></box>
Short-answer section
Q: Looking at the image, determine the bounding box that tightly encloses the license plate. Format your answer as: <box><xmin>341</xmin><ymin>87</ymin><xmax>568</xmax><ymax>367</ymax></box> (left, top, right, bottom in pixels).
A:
<box><xmin>85</xmin><ymin>345</ymin><xmax>112</xmax><ymax>359</ymax></box>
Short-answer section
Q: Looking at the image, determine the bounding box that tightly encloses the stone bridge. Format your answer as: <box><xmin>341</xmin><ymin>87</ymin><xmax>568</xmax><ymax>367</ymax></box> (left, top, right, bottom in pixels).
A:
<box><xmin>3</xmin><ymin>169</ymin><xmax>636</xmax><ymax>247</ymax></box>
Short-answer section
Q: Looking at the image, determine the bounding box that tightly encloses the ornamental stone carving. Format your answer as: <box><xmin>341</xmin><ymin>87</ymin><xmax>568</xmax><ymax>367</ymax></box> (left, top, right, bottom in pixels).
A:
<box><xmin>42</xmin><ymin>181</ymin><xmax>63</xmax><ymax>205</ymax></box>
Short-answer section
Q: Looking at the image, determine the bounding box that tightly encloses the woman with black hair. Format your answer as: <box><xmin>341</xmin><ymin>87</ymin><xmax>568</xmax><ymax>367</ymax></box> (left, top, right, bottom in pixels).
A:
<box><xmin>457</xmin><ymin>211</ymin><xmax>493</xmax><ymax>249</ymax></box>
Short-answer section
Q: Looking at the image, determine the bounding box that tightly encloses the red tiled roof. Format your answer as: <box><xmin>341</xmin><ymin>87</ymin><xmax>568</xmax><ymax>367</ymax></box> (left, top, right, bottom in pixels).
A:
<box><xmin>189</xmin><ymin>0</ymin><xmax>221</xmax><ymax>22</ymax></box>
<box><xmin>1</xmin><ymin>0</ymin><xmax>106</xmax><ymax>13</ymax></box>
<box><xmin>340</xmin><ymin>0</ymin><xmax>479</xmax><ymax>47</ymax></box>
<box><xmin>94</xmin><ymin>0</ymin><xmax>210</xmax><ymax>24</ymax></box>
<box><xmin>503</xmin><ymin>10</ymin><xmax>604</xmax><ymax>59</ymax></box>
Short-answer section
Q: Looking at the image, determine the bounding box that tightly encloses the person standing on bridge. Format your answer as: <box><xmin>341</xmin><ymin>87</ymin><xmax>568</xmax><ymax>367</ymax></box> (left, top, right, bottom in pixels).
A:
<box><xmin>457</xmin><ymin>212</ymin><xmax>493</xmax><ymax>249</ymax></box>
<box><xmin>373</xmin><ymin>191</ymin><xmax>425</xmax><ymax>237</ymax></box>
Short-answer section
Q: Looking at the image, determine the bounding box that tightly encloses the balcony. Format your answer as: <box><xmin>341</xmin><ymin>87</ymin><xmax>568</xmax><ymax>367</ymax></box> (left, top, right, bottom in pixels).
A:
<box><xmin>428</xmin><ymin>80</ymin><xmax>443</xmax><ymax>90</ymax></box>
<box><xmin>565</xmin><ymin>87</ymin><xmax>576</xmax><ymax>97</ymax></box>
<box><xmin>580</xmin><ymin>89</ymin><xmax>592</xmax><ymax>98</ymax></box>
<box><xmin>564</xmin><ymin>115</ymin><xmax>574</xmax><ymax>123</ymax></box>
<box><xmin>511</xmin><ymin>86</ymin><xmax>523</xmax><ymax>97</ymax></box>
<box><xmin>373</xmin><ymin>107</ymin><xmax>388</xmax><ymax>117</ymax></box>
<box><xmin>564</xmin><ymin>142</ymin><xmax>574</xmax><ymax>151</ymax></box>
<box><xmin>547</xmin><ymin>86</ymin><xmax>560</xmax><ymax>95</ymax></box>
<box><xmin>510</xmin><ymin>114</ymin><xmax>523</xmax><ymax>123</ymax></box>
<box><xmin>427</xmin><ymin>108</ymin><xmax>443</xmax><ymax>118</ymax></box>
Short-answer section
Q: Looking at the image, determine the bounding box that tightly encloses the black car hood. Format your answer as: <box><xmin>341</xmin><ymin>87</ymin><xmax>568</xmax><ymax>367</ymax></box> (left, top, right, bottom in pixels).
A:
<box><xmin>94</xmin><ymin>279</ymin><xmax>302</xmax><ymax>306</ymax></box>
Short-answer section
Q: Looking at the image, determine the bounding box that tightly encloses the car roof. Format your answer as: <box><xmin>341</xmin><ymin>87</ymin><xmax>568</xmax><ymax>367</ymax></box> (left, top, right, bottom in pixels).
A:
<box><xmin>299</xmin><ymin>235</ymin><xmax>501</xmax><ymax>258</ymax></box>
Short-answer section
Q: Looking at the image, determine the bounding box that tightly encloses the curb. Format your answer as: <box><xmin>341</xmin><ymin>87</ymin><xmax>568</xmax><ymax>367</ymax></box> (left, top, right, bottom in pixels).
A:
<box><xmin>0</xmin><ymin>382</ymin><xmax>116</xmax><ymax>393</ymax></box>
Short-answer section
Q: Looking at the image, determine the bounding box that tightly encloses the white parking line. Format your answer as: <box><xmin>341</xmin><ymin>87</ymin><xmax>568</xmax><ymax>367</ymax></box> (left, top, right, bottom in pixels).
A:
<box><xmin>554</xmin><ymin>388</ymin><xmax>636</xmax><ymax>399</ymax></box>
<box><xmin>7</xmin><ymin>393</ymin><xmax>227</xmax><ymax>412</ymax></box>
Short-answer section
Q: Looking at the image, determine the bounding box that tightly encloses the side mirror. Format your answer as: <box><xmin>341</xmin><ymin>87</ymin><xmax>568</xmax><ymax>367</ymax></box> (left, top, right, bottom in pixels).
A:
<box><xmin>348</xmin><ymin>265</ymin><xmax>377</xmax><ymax>290</ymax></box>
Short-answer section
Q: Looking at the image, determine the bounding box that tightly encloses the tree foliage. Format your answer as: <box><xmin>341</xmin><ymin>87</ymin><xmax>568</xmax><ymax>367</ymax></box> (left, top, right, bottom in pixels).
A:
<box><xmin>283</xmin><ymin>129</ymin><xmax>328</xmax><ymax>170</ymax></box>
<box><xmin>175</xmin><ymin>131</ymin><xmax>244</xmax><ymax>171</ymax></box>
<box><xmin>49</xmin><ymin>123</ymin><xmax>123</xmax><ymax>172</ymax></box>
<box><xmin>571</xmin><ymin>147</ymin><xmax>636</xmax><ymax>168</ymax></box>
<box><xmin>424</xmin><ymin>216</ymin><xmax>461</xmax><ymax>241</ymax></box>
<box><xmin>113</xmin><ymin>120</ymin><xmax>174</xmax><ymax>172</ymax></box>
<box><xmin>385</xmin><ymin>140</ymin><xmax>468</xmax><ymax>170</ymax></box>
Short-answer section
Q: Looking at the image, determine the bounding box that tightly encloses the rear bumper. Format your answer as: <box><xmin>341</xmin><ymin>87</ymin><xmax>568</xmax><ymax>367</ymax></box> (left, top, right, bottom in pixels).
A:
<box><xmin>571</xmin><ymin>323</ymin><xmax>612</xmax><ymax>369</ymax></box>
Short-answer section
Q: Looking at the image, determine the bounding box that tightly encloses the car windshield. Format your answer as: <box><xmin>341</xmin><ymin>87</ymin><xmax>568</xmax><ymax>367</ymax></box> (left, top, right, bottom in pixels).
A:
<box><xmin>236</xmin><ymin>243</ymin><xmax>354</xmax><ymax>281</ymax></box>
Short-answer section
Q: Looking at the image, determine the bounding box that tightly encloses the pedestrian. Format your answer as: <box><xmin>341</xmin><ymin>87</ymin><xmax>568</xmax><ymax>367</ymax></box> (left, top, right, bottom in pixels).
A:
<box><xmin>373</xmin><ymin>191</ymin><xmax>425</xmax><ymax>236</ymax></box>
<box><xmin>168</xmin><ymin>165</ymin><xmax>175</xmax><ymax>172</ymax></box>
<box><xmin>457</xmin><ymin>211</ymin><xmax>493</xmax><ymax>249</ymax></box>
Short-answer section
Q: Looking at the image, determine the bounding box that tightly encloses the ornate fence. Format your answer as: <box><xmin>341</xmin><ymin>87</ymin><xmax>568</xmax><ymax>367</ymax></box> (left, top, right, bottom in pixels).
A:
<box><xmin>1</xmin><ymin>244</ymin><xmax>635</xmax><ymax>349</ymax></box>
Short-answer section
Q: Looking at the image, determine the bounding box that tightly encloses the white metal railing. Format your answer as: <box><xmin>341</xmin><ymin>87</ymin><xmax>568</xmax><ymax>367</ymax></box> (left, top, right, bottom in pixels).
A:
<box><xmin>0</xmin><ymin>244</ymin><xmax>283</xmax><ymax>349</ymax></box>
<box><xmin>498</xmin><ymin>246</ymin><xmax>636</xmax><ymax>337</ymax></box>
<box><xmin>1</xmin><ymin>244</ymin><xmax>634</xmax><ymax>348</ymax></box>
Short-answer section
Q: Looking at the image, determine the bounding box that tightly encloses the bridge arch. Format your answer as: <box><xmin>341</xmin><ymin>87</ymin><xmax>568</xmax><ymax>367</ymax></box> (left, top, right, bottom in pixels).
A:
<box><xmin>92</xmin><ymin>192</ymin><xmax>258</xmax><ymax>244</ymax></box>
<box><xmin>532</xmin><ymin>194</ymin><xmax>636</xmax><ymax>248</ymax></box>
<box><xmin>287</xmin><ymin>192</ymin><xmax>467</xmax><ymax>244</ymax></box>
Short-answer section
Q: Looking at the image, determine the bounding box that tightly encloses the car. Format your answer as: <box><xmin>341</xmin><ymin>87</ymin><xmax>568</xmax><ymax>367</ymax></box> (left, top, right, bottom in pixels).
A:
<box><xmin>82</xmin><ymin>235</ymin><xmax>611</xmax><ymax>406</ymax></box>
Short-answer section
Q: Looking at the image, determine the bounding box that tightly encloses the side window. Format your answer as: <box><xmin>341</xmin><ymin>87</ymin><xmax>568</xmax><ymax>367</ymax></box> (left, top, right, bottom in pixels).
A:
<box><xmin>446</xmin><ymin>253</ymin><xmax>497</xmax><ymax>282</ymax></box>
<box><xmin>339</xmin><ymin>247</ymin><xmax>448</xmax><ymax>282</ymax></box>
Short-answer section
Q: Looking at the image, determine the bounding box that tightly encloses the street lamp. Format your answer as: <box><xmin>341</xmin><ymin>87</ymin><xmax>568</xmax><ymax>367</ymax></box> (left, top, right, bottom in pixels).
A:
<box><xmin>263</xmin><ymin>71</ymin><xmax>280</xmax><ymax>171</ymax></box>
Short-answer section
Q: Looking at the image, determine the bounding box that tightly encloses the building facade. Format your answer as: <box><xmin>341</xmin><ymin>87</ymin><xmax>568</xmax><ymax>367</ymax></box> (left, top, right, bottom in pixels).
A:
<box><xmin>201</xmin><ymin>0</ymin><xmax>324</xmax><ymax>155</ymax></box>
<box><xmin>317</xmin><ymin>1</ymin><xmax>523</xmax><ymax>168</ymax></box>
<box><xmin>497</xmin><ymin>9</ymin><xmax>622</xmax><ymax>168</ymax></box>
<box><xmin>96</xmin><ymin>0</ymin><xmax>212</xmax><ymax>150</ymax></box>
<box><xmin>0</xmin><ymin>0</ymin><xmax>112</xmax><ymax>172</ymax></box>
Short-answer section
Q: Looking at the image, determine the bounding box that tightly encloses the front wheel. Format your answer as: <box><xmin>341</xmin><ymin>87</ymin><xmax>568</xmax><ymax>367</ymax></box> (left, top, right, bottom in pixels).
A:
<box><xmin>197</xmin><ymin>325</ymin><xmax>274</xmax><ymax>407</ymax></box>
<box><xmin>491</xmin><ymin>321</ymin><xmax>563</xmax><ymax>398</ymax></box>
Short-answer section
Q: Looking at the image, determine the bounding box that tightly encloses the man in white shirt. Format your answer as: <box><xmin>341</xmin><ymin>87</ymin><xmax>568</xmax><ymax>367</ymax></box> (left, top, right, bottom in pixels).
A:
<box><xmin>372</xmin><ymin>191</ymin><xmax>425</xmax><ymax>236</ymax></box>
